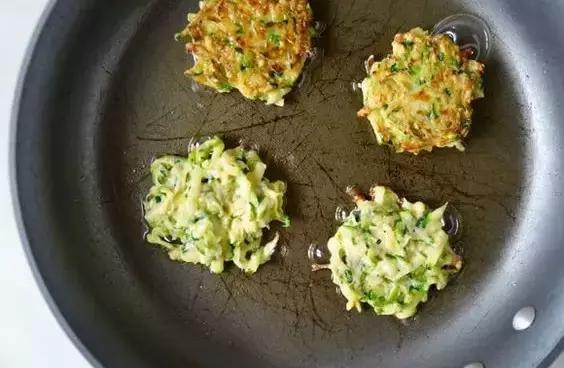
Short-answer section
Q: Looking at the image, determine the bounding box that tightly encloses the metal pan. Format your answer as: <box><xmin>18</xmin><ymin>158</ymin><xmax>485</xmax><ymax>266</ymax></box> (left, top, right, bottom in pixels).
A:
<box><xmin>11</xmin><ymin>0</ymin><xmax>564</xmax><ymax>367</ymax></box>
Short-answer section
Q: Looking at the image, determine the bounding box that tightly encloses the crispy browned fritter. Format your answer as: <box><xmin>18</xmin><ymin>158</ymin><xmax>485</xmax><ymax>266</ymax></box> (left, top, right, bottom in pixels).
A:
<box><xmin>358</xmin><ymin>28</ymin><xmax>485</xmax><ymax>154</ymax></box>
<box><xmin>176</xmin><ymin>0</ymin><xmax>313</xmax><ymax>106</ymax></box>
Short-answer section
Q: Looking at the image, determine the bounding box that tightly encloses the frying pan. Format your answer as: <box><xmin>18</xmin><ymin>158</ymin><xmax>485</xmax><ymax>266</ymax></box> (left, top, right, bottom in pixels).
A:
<box><xmin>11</xmin><ymin>0</ymin><xmax>564</xmax><ymax>367</ymax></box>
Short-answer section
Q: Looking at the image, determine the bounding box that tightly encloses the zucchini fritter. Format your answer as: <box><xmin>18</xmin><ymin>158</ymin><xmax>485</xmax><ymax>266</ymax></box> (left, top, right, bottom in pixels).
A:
<box><xmin>176</xmin><ymin>0</ymin><xmax>313</xmax><ymax>106</ymax></box>
<box><xmin>327</xmin><ymin>186</ymin><xmax>462</xmax><ymax>319</ymax></box>
<box><xmin>358</xmin><ymin>28</ymin><xmax>485</xmax><ymax>154</ymax></box>
<box><xmin>143</xmin><ymin>137</ymin><xmax>289</xmax><ymax>274</ymax></box>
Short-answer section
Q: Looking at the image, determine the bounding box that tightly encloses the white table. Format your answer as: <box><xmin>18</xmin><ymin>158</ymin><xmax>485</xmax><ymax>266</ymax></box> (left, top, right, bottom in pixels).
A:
<box><xmin>0</xmin><ymin>3</ymin><xmax>88</xmax><ymax>367</ymax></box>
<box><xmin>0</xmin><ymin>2</ymin><xmax>562</xmax><ymax>367</ymax></box>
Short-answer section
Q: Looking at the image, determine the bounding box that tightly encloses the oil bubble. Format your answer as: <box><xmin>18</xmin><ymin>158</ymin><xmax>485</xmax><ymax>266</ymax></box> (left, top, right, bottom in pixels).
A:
<box><xmin>308</xmin><ymin>242</ymin><xmax>331</xmax><ymax>271</ymax></box>
<box><xmin>442</xmin><ymin>204</ymin><xmax>463</xmax><ymax>240</ymax></box>
<box><xmin>432</xmin><ymin>13</ymin><xmax>492</xmax><ymax>61</ymax></box>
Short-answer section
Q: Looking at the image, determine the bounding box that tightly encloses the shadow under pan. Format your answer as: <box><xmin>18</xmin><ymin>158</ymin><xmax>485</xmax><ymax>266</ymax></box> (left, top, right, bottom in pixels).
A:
<box><xmin>13</xmin><ymin>0</ymin><xmax>564</xmax><ymax>367</ymax></box>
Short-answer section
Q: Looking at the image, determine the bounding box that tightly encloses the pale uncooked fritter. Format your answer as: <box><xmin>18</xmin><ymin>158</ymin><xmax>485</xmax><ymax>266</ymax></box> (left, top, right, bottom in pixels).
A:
<box><xmin>175</xmin><ymin>0</ymin><xmax>313</xmax><ymax>106</ymax></box>
<box><xmin>327</xmin><ymin>186</ymin><xmax>462</xmax><ymax>319</ymax></box>
<box><xmin>358</xmin><ymin>28</ymin><xmax>485</xmax><ymax>154</ymax></box>
<box><xmin>143</xmin><ymin>137</ymin><xmax>289</xmax><ymax>274</ymax></box>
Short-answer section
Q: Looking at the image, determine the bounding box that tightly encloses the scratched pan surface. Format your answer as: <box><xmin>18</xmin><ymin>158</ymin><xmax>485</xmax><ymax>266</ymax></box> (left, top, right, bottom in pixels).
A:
<box><xmin>12</xmin><ymin>0</ymin><xmax>564</xmax><ymax>367</ymax></box>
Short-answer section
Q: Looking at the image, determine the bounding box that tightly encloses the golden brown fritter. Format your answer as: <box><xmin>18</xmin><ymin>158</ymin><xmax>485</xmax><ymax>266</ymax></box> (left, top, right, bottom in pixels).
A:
<box><xmin>358</xmin><ymin>28</ymin><xmax>485</xmax><ymax>154</ymax></box>
<box><xmin>176</xmin><ymin>0</ymin><xmax>313</xmax><ymax>106</ymax></box>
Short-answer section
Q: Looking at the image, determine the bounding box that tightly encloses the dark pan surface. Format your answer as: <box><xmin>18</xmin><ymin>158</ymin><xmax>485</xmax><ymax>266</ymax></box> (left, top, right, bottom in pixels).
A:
<box><xmin>12</xmin><ymin>0</ymin><xmax>564</xmax><ymax>367</ymax></box>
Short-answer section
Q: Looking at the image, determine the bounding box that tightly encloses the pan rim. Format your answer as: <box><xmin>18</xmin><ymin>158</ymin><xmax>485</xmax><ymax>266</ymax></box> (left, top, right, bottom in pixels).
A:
<box><xmin>9</xmin><ymin>1</ymin><xmax>103</xmax><ymax>367</ymax></box>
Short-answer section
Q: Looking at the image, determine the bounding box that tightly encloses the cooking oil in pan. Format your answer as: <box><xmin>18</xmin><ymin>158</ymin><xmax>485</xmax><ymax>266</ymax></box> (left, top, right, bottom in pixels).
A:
<box><xmin>290</xmin><ymin>20</ymin><xmax>326</xmax><ymax>91</ymax></box>
<box><xmin>237</xmin><ymin>137</ymin><xmax>260</xmax><ymax>153</ymax></box>
<box><xmin>334</xmin><ymin>206</ymin><xmax>350</xmax><ymax>222</ymax></box>
<box><xmin>295</xmin><ymin>47</ymin><xmax>324</xmax><ymax>91</ymax></box>
<box><xmin>308</xmin><ymin>242</ymin><xmax>330</xmax><ymax>271</ymax></box>
<box><xmin>442</xmin><ymin>204</ymin><xmax>463</xmax><ymax>240</ymax></box>
<box><xmin>433</xmin><ymin>13</ymin><xmax>492</xmax><ymax>61</ymax></box>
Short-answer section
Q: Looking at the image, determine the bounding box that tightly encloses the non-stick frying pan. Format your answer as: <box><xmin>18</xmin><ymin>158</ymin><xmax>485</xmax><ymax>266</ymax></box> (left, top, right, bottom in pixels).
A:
<box><xmin>11</xmin><ymin>0</ymin><xmax>564</xmax><ymax>367</ymax></box>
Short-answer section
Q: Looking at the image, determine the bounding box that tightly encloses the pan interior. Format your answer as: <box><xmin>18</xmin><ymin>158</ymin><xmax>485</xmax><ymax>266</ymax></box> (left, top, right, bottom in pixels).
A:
<box><xmin>16</xmin><ymin>0</ymin><xmax>564</xmax><ymax>367</ymax></box>
<box><xmin>100</xmin><ymin>0</ymin><xmax>527</xmax><ymax>365</ymax></box>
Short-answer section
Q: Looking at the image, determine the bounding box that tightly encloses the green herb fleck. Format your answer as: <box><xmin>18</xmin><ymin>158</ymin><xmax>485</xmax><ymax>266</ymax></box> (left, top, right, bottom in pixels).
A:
<box><xmin>239</xmin><ymin>55</ymin><xmax>253</xmax><ymax>71</ymax></box>
<box><xmin>364</xmin><ymin>290</ymin><xmax>376</xmax><ymax>301</ymax></box>
<box><xmin>409</xmin><ymin>279</ymin><xmax>425</xmax><ymax>292</ymax></box>
<box><xmin>448</xmin><ymin>57</ymin><xmax>461</xmax><ymax>70</ymax></box>
<box><xmin>309</xmin><ymin>26</ymin><xmax>318</xmax><ymax>38</ymax></box>
<box><xmin>421</xmin><ymin>47</ymin><xmax>430</xmax><ymax>59</ymax></box>
<box><xmin>218</xmin><ymin>82</ymin><xmax>233</xmax><ymax>92</ymax></box>
<box><xmin>476</xmin><ymin>77</ymin><xmax>484</xmax><ymax>92</ymax></box>
<box><xmin>268</xmin><ymin>30</ymin><xmax>281</xmax><ymax>46</ymax></box>
<box><xmin>427</xmin><ymin>103</ymin><xmax>439</xmax><ymax>119</ymax></box>
<box><xmin>415</xmin><ymin>215</ymin><xmax>429</xmax><ymax>228</ymax></box>
<box><xmin>174</xmin><ymin>31</ymin><xmax>191</xmax><ymax>43</ymax></box>
<box><xmin>394</xmin><ymin>220</ymin><xmax>408</xmax><ymax>236</ymax></box>
<box><xmin>402</xmin><ymin>40</ymin><xmax>414</xmax><ymax>48</ymax></box>
<box><xmin>269</xmin><ymin>69</ymin><xmax>284</xmax><ymax>79</ymax></box>
<box><xmin>390</xmin><ymin>63</ymin><xmax>402</xmax><ymax>73</ymax></box>
<box><xmin>281</xmin><ymin>215</ymin><xmax>291</xmax><ymax>228</ymax></box>
<box><xmin>223</xmin><ymin>37</ymin><xmax>235</xmax><ymax>47</ymax></box>
<box><xmin>409</xmin><ymin>64</ymin><xmax>421</xmax><ymax>76</ymax></box>
<box><xmin>344</xmin><ymin>269</ymin><xmax>353</xmax><ymax>283</ymax></box>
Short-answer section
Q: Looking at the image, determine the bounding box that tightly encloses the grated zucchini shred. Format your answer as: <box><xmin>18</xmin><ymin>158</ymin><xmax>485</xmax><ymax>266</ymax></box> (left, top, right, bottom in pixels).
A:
<box><xmin>143</xmin><ymin>136</ymin><xmax>288</xmax><ymax>274</ymax></box>
<box><xmin>327</xmin><ymin>186</ymin><xmax>462</xmax><ymax>319</ymax></box>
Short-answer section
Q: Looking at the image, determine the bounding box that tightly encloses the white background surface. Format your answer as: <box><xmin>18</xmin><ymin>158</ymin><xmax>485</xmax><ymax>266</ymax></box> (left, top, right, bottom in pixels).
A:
<box><xmin>0</xmin><ymin>1</ymin><xmax>90</xmax><ymax>367</ymax></box>
<box><xmin>0</xmin><ymin>1</ymin><xmax>562</xmax><ymax>368</ymax></box>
